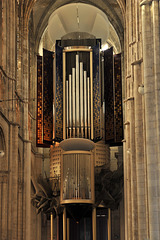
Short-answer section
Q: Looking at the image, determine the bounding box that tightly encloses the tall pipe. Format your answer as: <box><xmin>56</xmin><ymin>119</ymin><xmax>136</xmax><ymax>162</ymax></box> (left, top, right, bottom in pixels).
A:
<box><xmin>51</xmin><ymin>212</ymin><xmax>53</xmax><ymax>240</ymax></box>
<box><xmin>90</xmin><ymin>51</ymin><xmax>94</xmax><ymax>139</ymax></box>
<box><xmin>92</xmin><ymin>207</ymin><xmax>96</xmax><ymax>240</ymax></box>
<box><xmin>63</xmin><ymin>207</ymin><xmax>67</xmax><ymax>240</ymax></box>
<box><xmin>108</xmin><ymin>208</ymin><xmax>111</xmax><ymax>240</ymax></box>
<box><xmin>67</xmin><ymin>218</ymin><xmax>70</xmax><ymax>240</ymax></box>
<box><xmin>72</xmin><ymin>68</ymin><xmax>76</xmax><ymax>137</ymax></box>
<box><xmin>69</xmin><ymin>74</ymin><xmax>72</xmax><ymax>138</ymax></box>
<box><xmin>80</xmin><ymin>62</ymin><xmax>84</xmax><ymax>137</ymax></box>
<box><xmin>87</xmin><ymin>77</ymin><xmax>91</xmax><ymax>139</ymax></box>
<box><xmin>84</xmin><ymin>71</ymin><xmax>87</xmax><ymax>138</ymax></box>
<box><xmin>75</xmin><ymin>154</ymin><xmax>78</xmax><ymax>198</ymax></box>
<box><xmin>63</xmin><ymin>52</ymin><xmax>66</xmax><ymax>139</ymax></box>
<box><xmin>76</xmin><ymin>54</ymin><xmax>80</xmax><ymax>137</ymax></box>
<box><xmin>66</xmin><ymin>80</ymin><xmax>69</xmax><ymax>139</ymax></box>
<box><xmin>57</xmin><ymin>215</ymin><xmax>59</xmax><ymax>240</ymax></box>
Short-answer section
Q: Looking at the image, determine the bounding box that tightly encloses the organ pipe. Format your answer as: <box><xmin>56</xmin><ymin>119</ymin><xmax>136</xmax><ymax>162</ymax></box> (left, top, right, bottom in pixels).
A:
<box><xmin>66</xmin><ymin>80</ymin><xmax>69</xmax><ymax>139</ymax></box>
<box><xmin>84</xmin><ymin>71</ymin><xmax>87</xmax><ymax>138</ymax></box>
<box><xmin>76</xmin><ymin>54</ymin><xmax>80</xmax><ymax>137</ymax></box>
<box><xmin>72</xmin><ymin>68</ymin><xmax>76</xmax><ymax>137</ymax></box>
<box><xmin>64</xmin><ymin>50</ymin><xmax>93</xmax><ymax>139</ymax></box>
<box><xmin>61</xmin><ymin>152</ymin><xmax>93</xmax><ymax>202</ymax></box>
<box><xmin>80</xmin><ymin>62</ymin><xmax>84</xmax><ymax>137</ymax></box>
<box><xmin>63</xmin><ymin>52</ymin><xmax>66</xmax><ymax>139</ymax></box>
<box><xmin>69</xmin><ymin>74</ymin><xmax>72</xmax><ymax>138</ymax></box>
<box><xmin>90</xmin><ymin>51</ymin><xmax>94</xmax><ymax>139</ymax></box>
<box><xmin>87</xmin><ymin>77</ymin><xmax>91</xmax><ymax>139</ymax></box>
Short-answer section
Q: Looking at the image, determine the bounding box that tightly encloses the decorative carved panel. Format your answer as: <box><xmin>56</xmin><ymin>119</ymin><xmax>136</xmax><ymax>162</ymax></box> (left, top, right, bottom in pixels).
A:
<box><xmin>43</xmin><ymin>49</ymin><xmax>53</xmax><ymax>145</ymax></box>
<box><xmin>104</xmin><ymin>47</ymin><xmax>114</xmax><ymax>143</ymax></box>
<box><xmin>93</xmin><ymin>44</ymin><xmax>101</xmax><ymax>140</ymax></box>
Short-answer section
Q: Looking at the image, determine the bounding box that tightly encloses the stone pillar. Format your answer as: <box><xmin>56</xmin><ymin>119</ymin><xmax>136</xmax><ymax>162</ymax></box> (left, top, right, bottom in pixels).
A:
<box><xmin>8</xmin><ymin>124</ymin><xmax>19</xmax><ymax>240</ymax></box>
<box><xmin>141</xmin><ymin>0</ymin><xmax>160</xmax><ymax>239</ymax></box>
<box><xmin>124</xmin><ymin>2</ymin><xmax>134</xmax><ymax>236</ymax></box>
<box><xmin>23</xmin><ymin>140</ymin><xmax>31</xmax><ymax>240</ymax></box>
<box><xmin>133</xmin><ymin>61</ymin><xmax>148</xmax><ymax>239</ymax></box>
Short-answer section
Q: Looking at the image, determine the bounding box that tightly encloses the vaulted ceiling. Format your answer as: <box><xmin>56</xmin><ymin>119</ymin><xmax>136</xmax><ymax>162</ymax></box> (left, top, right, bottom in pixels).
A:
<box><xmin>30</xmin><ymin>0</ymin><xmax>125</xmax><ymax>51</ymax></box>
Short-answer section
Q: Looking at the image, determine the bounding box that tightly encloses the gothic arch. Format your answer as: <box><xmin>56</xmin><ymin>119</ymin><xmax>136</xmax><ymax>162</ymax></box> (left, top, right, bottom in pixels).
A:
<box><xmin>24</xmin><ymin>0</ymin><xmax>125</xmax><ymax>53</ymax></box>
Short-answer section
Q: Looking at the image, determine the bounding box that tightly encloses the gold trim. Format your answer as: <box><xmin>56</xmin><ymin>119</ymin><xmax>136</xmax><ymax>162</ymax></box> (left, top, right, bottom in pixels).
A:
<box><xmin>92</xmin><ymin>208</ymin><xmax>96</xmax><ymax>240</ymax></box>
<box><xmin>60</xmin><ymin>153</ymin><xmax>63</xmax><ymax>203</ymax></box>
<box><xmin>62</xmin><ymin>150</ymin><xmax>91</xmax><ymax>155</ymax></box>
<box><xmin>51</xmin><ymin>213</ymin><xmax>53</xmax><ymax>240</ymax></box>
<box><xmin>60</xmin><ymin>151</ymin><xmax>95</xmax><ymax>203</ymax></box>
<box><xmin>63</xmin><ymin>52</ymin><xmax>66</xmax><ymax>140</ymax></box>
<box><xmin>90</xmin><ymin>51</ymin><xmax>94</xmax><ymax>139</ymax></box>
<box><xmin>67</xmin><ymin>218</ymin><xmax>69</xmax><ymax>240</ymax></box>
<box><xmin>63</xmin><ymin>207</ymin><xmax>67</xmax><ymax>240</ymax></box>
<box><xmin>108</xmin><ymin>208</ymin><xmax>111</xmax><ymax>240</ymax></box>
<box><xmin>63</xmin><ymin>46</ymin><xmax>92</xmax><ymax>52</ymax></box>
<box><xmin>61</xmin><ymin>199</ymin><xmax>94</xmax><ymax>204</ymax></box>
<box><xmin>91</xmin><ymin>152</ymin><xmax>95</xmax><ymax>202</ymax></box>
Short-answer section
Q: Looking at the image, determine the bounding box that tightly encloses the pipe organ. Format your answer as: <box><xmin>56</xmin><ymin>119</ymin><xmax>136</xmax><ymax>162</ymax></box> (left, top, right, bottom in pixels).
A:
<box><xmin>36</xmin><ymin>39</ymin><xmax>123</xmax><ymax>240</ymax></box>
<box><xmin>36</xmin><ymin>41</ymin><xmax>123</xmax><ymax>147</ymax></box>
<box><xmin>64</xmin><ymin>49</ymin><xmax>92</xmax><ymax>139</ymax></box>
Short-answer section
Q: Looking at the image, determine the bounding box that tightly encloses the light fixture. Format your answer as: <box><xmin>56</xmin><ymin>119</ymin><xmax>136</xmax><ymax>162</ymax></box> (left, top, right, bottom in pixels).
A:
<box><xmin>0</xmin><ymin>150</ymin><xmax>5</xmax><ymax>157</ymax></box>
<box><xmin>138</xmin><ymin>84</ymin><xmax>144</xmax><ymax>95</ymax></box>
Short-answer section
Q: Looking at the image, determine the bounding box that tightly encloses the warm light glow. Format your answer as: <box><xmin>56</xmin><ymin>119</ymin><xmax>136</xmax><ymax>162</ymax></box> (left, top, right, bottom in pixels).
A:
<box><xmin>101</xmin><ymin>43</ymin><xmax>109</xmax><ymax>51</ymax></box>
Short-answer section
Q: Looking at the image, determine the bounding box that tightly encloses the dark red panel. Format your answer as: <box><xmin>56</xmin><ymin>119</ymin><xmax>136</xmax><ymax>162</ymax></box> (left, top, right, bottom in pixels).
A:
<box><xmin>93</xmin><ymin>43</ymin><xmax>101</xmax><ymax>141</ymax></box>
<box><xmin>36</xmin><ymin>55</ymin><xmax>49</xmax><ymax>147</ymax></box>
<box><xmin>43</xmin><ymin>49</ymin><xmax>53</xmax><ymax>145</ymax></box>
<box><xmin>104</xmin><ymin>47</ymin><xmax>114</xmax><ymax>143</ymax></box>
<box><xmin>114</xmin><ymin>53</ymin><xmax>123</xmax><ymax>144</ymax></box>
<box><xmin>55</xmin><ymin>44</ymin><xmax>63</xmax><ymax>142</ymax></box>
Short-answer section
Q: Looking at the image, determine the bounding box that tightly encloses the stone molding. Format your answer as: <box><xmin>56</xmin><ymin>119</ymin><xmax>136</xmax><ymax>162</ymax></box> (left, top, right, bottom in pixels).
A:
<box><xmin>140</xmin><ymin>0</ymin><xmax>153</xmax><ymax>6</ymax></box>
<box><xmin>0</xmin><ymin>110</ymin><xmax>20</xmax><ymax>127</ymax></box>
<box><xmin>131</xmin><ymin>58</ymin><xmax>143</xmax><ymax>65</ymax></box>
<box><xmin>0</xmin><ymin>65</ymin><xmax>16</xmax><ymax>82</ymax></box>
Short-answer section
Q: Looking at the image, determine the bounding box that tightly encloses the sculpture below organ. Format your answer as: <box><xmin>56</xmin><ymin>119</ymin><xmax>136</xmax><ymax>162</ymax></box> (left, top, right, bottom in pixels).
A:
<box><xmin>36</xmin><ymin>40</ymin><xmax>123</xmax><ymax>147</ymax></box>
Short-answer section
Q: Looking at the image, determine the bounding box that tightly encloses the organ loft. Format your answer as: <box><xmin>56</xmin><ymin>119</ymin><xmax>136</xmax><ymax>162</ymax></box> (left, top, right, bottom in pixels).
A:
<box><xmin>35</xmin><ymin>26</ymin><xmax>123</xmax><ymax>239</ymax></box>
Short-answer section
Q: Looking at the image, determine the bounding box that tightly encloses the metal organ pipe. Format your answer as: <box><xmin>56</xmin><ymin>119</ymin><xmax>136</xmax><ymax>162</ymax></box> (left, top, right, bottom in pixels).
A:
<box><xmin>65</xmin><ymin>52</ymin><xmax>92</xmax><ymax>139</ymax></box>
<box><xmin>80</xmin><ymin>62</ymin><xmax>84</xmax><ymax>137</ymax></box>
<box><xmin>84</xmin><ymin>71</ymin><xmax>87</xmax><ymax>138</ymax></box>
<box><xmin>72</xmin><ymin>68</ymin><xmax>76</xmax><ymax>137</ymax></box>
<box><xmin>87</xmin><ymin>77</ymin><xmax>91</xmax><ymax>139</ymax></box>
<box><xmin>69</xmin><ymin>74</ymin><xmax>72</xmax><ymax>138</ymax></box>
<box><xmin>76</xmin><ymin>55</ymin><xmax>80</xmax><ymax>137</ymax></box>
<box><xmin>66</xmin><ymin>80</ymin><xmax>69</xmax><ymax>139</ymax></box>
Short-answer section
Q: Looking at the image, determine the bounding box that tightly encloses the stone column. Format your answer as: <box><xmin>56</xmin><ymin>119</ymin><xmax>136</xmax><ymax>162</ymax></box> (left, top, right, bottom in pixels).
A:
<box><xmin>141</xmin><ymin>0</ymin><xmax>160</xmax><ymax>239</ymax></box>
<box><xmin>8</xmin><ymin>124</ymin><xmax>19</xmax><ymax>240</ymax></box>
<box><xmin>23</xmin><ymin>140</ymin><xmax>31</xmax><ymax>240</ymax></box>
<box><xmin>133</xmin><ymin>60</ymin><xmax>148</xmax><ymax>239</ymax></box>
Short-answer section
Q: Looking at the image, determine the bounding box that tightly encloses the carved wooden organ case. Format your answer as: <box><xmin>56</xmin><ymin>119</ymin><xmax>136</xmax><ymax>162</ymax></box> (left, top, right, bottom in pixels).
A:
<box><xmin>36</xmin><ymin>40</ymin><xmax>123</xmax><ymax>147</ymax></box>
